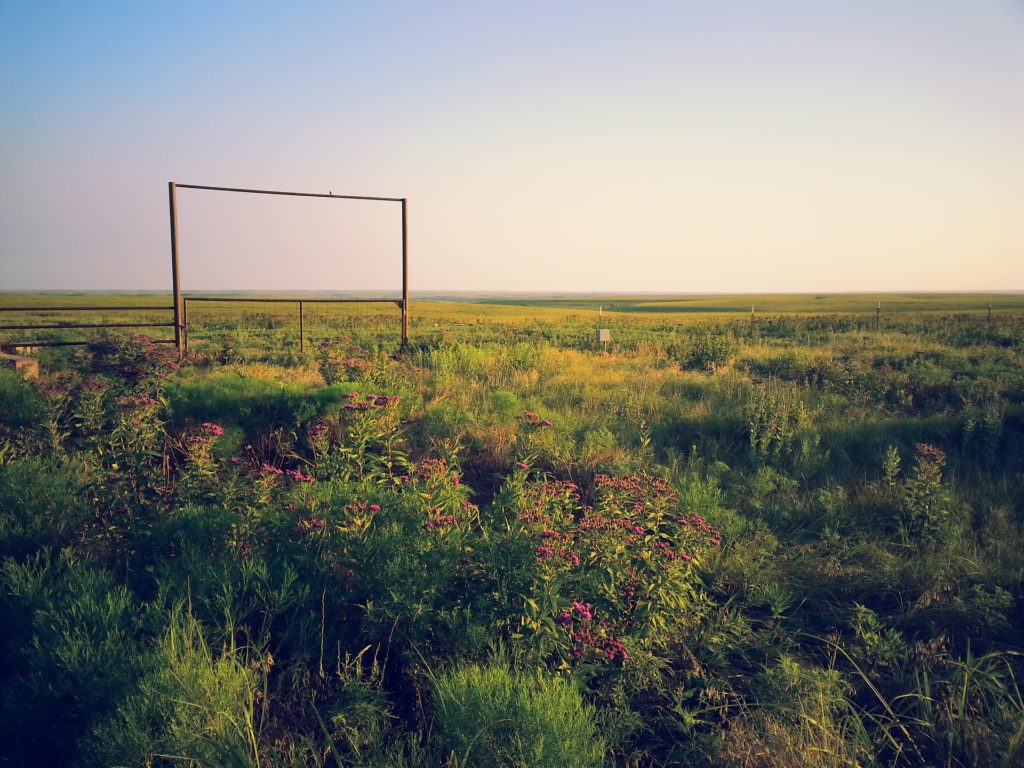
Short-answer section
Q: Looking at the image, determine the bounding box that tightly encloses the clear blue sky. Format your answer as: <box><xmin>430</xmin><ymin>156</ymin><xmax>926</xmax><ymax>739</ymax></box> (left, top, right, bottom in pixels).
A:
<box><xmin>2</xmin><ymin>1</ymin><xmax>1022</xmax><ymax>292</ymax></box>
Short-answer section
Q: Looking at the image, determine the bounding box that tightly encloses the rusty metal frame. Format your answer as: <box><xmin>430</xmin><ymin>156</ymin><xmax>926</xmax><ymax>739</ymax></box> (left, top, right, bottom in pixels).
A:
<box><xmin>169</xmin><ymin>182</ymin><xmax>409</xmax><ymax>353</ymax></box>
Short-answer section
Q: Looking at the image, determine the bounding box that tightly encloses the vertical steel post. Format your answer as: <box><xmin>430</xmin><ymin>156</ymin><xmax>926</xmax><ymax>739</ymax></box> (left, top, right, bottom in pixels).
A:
<box><xmin>876</xmin><ymin>302</ymin><xmax>880</xmax><ymax>332</ymax></box>
<box><xmin>183</xmin><ymin>298</ymin><xmax>189</xmax><ymax>354</ymax></box>
<box><xmin>299</xmin><ymin>300</ymin><xmax>304</xmax><ymax>352</ymax></box>
<box><xmin>401</xmin><ymin>198</ymin><xmax>409</xmax><ymax>348</ymax></box>
<box><xmin>988</xmin><ymin>304</ymin><xmax>993</xmax><ymax>325</ymax></box>
<box><xmin>168</xmin><ymin>182</ymin><xmax>183</xmax><ymax>354</ymax></box>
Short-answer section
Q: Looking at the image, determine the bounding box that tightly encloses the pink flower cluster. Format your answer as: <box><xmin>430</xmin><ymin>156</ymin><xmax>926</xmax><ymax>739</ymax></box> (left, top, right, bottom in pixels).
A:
<box><xmin>187</xmin><ymin>422</ymin><xmax>225</xmax><ymax>446</ymax></box>
<box><xmin>675</xmin><ymin>512</ymin><xmax>722</xmax><ymax>548</ymax></box>
<box><xmin>426</xmin><ymin>507</ymin><xmax>457</xmax><ymax>531</ymax></box>
<box><xmin>521</xmin><ymin>411</ymin><xmax>554</xmax><ymax>428</ymax></box>
<box><xmin>515</xmin><ymin>479</ymin><xmax>581</xmax><ymax>526</ymax></box>
<box><xmin>533</xmin><ymin>529</ymin><xmax>581</xmax><ymax>567</ymax></box>
<box><xmin>654</xmin><ymin>539</ymin><xmax>692</xmax><ymax>562</ymax></box>
<box><xmin>595</xmin><ymin>473</ymin><xmax>678</xmax><ymax>506</ymax></box>
<box><xmin>343</xmin><ymin>393</ymin><xmax>402</xmax><ymax>411</ymax></box>
<box><xmin>557</xmin><ymin>601</ymin><xmax>628</xmax><ymax>662</ymax></box>
<box><xmin>414</xmin><ymin>457</ymin><xmax>464</xmax><ymax>489</ymax></box>
<box><xmin>116</xmin><ymin>392</ymin><xmax>160</xmax><ymax>409</ymax></box>
<box><xmin>417</xmin><ymin>457</ymin><xmax>446</xmax><ymax>478</ymax></box>
<box><xmin>257</xmin><ymin>463</ymin><xmax>314</xmax><ymax>482</ymax></box>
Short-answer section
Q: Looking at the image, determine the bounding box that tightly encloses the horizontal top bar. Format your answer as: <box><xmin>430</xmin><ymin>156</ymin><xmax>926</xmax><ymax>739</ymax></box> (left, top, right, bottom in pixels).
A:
<box><xmin>0</xmin><ymin>306</ymin><xmax>173</xmax><ymax>312</ymax></box>
<box><xmin>174</xmin><ymin>183</ymin><xmax>404</xmax><ymax>203</ymax></box>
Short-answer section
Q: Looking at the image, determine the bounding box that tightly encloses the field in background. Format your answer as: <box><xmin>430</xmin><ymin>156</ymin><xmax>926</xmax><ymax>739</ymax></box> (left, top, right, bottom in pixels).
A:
<box><xmin>3</xmin><ymin>291</ymin><xmax>1022</xmax><ymax>356</ymax></box>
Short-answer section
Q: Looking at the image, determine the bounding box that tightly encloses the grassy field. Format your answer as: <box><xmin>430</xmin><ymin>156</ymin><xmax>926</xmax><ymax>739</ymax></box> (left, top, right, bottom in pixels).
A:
<box><xmin>3</xmin><ymin>290</ymin><xmax>1022</xmax><ymax>353</ymax></box>
<box><xmin>474</xmin><ymin>291</ymin><xmax>1024</xmax><ymax>314</ymax></box>
<box><xmin>1</xmin><ymin>292</ymin><xmax>1022</xmax><ymax>767</ymax></box>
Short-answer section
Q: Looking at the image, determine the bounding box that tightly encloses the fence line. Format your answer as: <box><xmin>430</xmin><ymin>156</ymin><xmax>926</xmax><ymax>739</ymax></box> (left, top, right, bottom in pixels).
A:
<box><xmin>0</xmin><ymin>304</ymin><xmax>176</xmax><ymax>351</ymax></box>
<box><xmin>182</xmin><ymin>297</ymin><xmax>404</xmax><ymax>354</ymax></box>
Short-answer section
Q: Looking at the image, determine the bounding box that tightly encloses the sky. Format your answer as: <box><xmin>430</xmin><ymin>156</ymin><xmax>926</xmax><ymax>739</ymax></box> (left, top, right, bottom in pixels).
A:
<box><xmin>1</xmin><ymin>1</ymin><xmax>1022</xmax><ymax>293</ymax></box>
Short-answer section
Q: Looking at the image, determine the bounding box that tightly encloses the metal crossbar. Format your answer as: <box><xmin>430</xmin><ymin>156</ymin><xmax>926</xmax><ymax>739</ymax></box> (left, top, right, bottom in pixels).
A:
<box><xmin>0</xmin><ymin>305</ymin><xmax>174</xmax><ymax>312</ymax></box>
<box><xmin>0</xmin><ymin>304</ymin><xmax>175</xmax><ymax>349</ymax></box>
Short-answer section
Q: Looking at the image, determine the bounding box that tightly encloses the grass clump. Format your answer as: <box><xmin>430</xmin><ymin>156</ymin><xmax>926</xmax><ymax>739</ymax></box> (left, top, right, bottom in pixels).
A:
<box><xmin>430</xmin><ymin>658</ymin><xmax>604</xmax><ymax>768</ymax></box>
<box><xmin>83</xmin><ymin>603</ymin><xmax>263</xmax><ymax>768</ymax></box>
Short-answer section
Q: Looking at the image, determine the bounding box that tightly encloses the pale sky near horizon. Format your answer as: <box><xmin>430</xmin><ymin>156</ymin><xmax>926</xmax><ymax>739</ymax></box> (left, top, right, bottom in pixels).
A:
<box><xmin>1</xmin><ymin>1</ymin><xmax>1022</xmax><ymax>293</ymax></box>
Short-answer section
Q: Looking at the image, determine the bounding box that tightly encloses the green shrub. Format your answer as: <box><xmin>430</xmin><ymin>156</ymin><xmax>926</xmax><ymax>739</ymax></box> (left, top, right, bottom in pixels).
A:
<box><xmin>85</xmin><ymin>332</ymin><xmax>179</xmax><ymax>383</ymax></box>
<box><xmin>508</xmin><ymin>470</ymin><xmax>720</xmax><ymax>666</ymax></box>
<box><xmin>0</xmin><ymin>368</ymin><xmax>47</xmax><ymax>461</ymax></box>
<box><xmin>896</xmin><ymin>443</ymin><xmax>956</xmax><ymax>545</ymax></box>
<box><xmin>0</xmin><ymin>367</ymin><xmax>45</xmax><ymax>430</ymax></box>
<box><xmin>166</xmin><ymin>373</ymin><xmax>361</xmax><ymax>434</ymax></box>
<box><xmin>311</xmin><ymin>645</ymin><xmax>399</xmax><ymax>766</ymax></box>
<box><xmin>0</xmin><ymin>550</ymin><xmax>155</xmax><ymax>767</ymax></box>
<box><xmin>746</xmin><ymin>379</ymin><xmax>820</xmax><ymax>463</ymax></box>
<box><xmin>430</xmin><ymin>659</ymin><xmax>604</xmax><ymax>768</ymax></box>
<box><xmin>82</xmin><ymin>603</ymin><xmax>262</xmax><ymax>768</ymax></box>
<box><xmin>719</xmin><ymin>655</ymin><xmax>865</xmax><ymax>768</ymax></box>
<box><xmin>672</xmin><ymin>331</ymin><xmax>738</xmax><ymax>372</ymax></box>
<box><xmin>0</xmin><ymin>458</ymin><xmax>89</xmax><ymax>559</ymax></box>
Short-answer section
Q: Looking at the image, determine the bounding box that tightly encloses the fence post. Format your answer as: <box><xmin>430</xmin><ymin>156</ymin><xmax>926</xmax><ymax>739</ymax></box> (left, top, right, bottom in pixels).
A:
<box><xmin>168</xmin><ymin>182</ymin><xmax>183</xmax><ymax>354</ymax></box>
<box><xmin>299</xmin><ymin>300</ymin><xmax>304</xmax><ymax>352</ymax></box>
<box><xmin>401</xmin><ymin>198</ymin><xmax>409</xmax><ymax>348</ymax></box>
<box><xmin>183</xmin><ymin>298</ymin><xmax>189</xmax><ymax>354</ymax></box>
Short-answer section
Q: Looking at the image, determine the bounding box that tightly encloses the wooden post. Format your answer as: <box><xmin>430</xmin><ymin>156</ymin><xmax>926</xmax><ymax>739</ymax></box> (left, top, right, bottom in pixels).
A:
<box><xmin>168</xmin><ymin>182</ymin><xmax>183</xmax><ymax>354</ymax></box>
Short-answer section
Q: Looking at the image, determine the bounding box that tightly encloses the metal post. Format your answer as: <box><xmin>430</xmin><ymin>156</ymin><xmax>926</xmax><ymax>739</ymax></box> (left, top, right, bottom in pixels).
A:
<box><xmin>876</xmin><ymin>302</ymin><xmax>880</xmax><ymax>332</ymax></box>
<box><xmin>299</xmin><ymin>300</ymin><xmax>304</xmax><ymax>352</ymax></box>
<box><xmin>988</xmin><ymin>304</ymin><xmax>992</xmax><ymax>325</ymax></box>
<box><xmin>168</xmin><ymin>182</ymin><xmax>183</xmax><ymax>354</ymax></box>
<box><xmin>183</xmin><ymin>298</ymin><xmax>189</xmax><ymax>354</ymax></box>
<box><xmin>401</xmin><ymin>198</ymin><xmax>409</xmax><ymax>348</ymax></box>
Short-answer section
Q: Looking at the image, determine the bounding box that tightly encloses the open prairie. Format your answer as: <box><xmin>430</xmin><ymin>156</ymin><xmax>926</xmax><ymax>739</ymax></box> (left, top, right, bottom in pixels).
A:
<box><xmin>1</xmin><ymin>292</ymin><xmax>1022</xmax><ymax>766</ymax></box>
